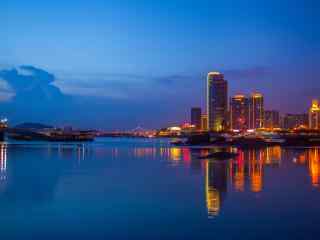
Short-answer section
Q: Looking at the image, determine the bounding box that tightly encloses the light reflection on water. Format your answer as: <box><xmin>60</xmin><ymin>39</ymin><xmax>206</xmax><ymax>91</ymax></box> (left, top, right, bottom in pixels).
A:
<box><xmin>0</xmin><ymin>138</ymin><xmax>320</xmax><ymax>239</ymax></box>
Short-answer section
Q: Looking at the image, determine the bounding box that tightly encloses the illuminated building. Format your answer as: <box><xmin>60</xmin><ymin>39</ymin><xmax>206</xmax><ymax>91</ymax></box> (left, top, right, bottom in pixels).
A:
<box><xmin>205</xmin><ymin>160</ymin><xmax>227</xmax><ymax>217</ymax></box>
<box><xmin>180</xmin><ymin>123</ymin><xmax>196</xmax><ymax>133</ymax></box>
<box><xmin>309</xmin><ymin>99</ymin><xmax>320</xmax><ymax>129</ymax></box>
<box><xmin>282</xmin><ymin>113</ymin><xmax>308</xmax><ymax>129</ymax></box>
<box><xmin>201</xmin><ymin>114</ymin><xmax>208</xmax><ymax>131</ymax></box>
<box><xmin>249</xmin><ymin>93</ymin><xmax>264</xmax><ymax>129</ymax></box>
<box><xmin>207</xmin><ymin>72</ymin><xmax>228</xmax><ymax>131</ymax></box>
<box><xmin>191</xmin><ymin>107</ymin><xmax>202</xmax><ymax>130</ymax></box>
<box><xmin>230</xmin><ymin>95</ymin><xmax>249</xmax><ymax>131</ymax></box>
<box><xmin>264</xmin><ymin>110</ymin><xmax>280</xmax><ymax>129</ymax></box>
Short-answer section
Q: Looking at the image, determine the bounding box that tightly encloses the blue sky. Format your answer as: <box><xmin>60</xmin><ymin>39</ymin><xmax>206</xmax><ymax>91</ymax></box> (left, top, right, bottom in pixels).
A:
<box><xmin>0</xmin><ymin>0</ymin><xmax>319</xmax><ymax>129</ymax></box>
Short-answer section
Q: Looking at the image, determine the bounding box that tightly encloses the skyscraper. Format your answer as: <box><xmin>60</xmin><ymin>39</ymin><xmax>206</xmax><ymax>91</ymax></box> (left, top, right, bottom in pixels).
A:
<box><xmin>207</xmin><ymin>72</ymin><xmax>228</xmax><ymax>131</ymax></box>
<box><xmin>191</xmin><ymin>107</ymin><xmax>202</xmax><ymax>130</ymax></box>
<box><xmin>264</xmin><ymin>110</ymin><xmax>280</xmax><ymax>129</ymax></box>
<box><xmin>249</xmin><ymin>93</ymin><xmax>264</xmax><ymax>129</ymax></box>
<box><xmin>230</xmin><ymin>95</ymin><xmax>249</xmax><ymax>131</ymax></box>
<box><xmin>309</xmin><ymin>100</ymin><xmax>320</xmax><ymax>129</ymax></box>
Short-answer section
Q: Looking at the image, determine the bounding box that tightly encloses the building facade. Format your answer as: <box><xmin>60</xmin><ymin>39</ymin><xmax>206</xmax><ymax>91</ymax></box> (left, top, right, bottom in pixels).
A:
<box><xmin>249</xmin><ymin>93</ymin><xmax>264</xmax><ymax>129</ymax></box>
<box><xmin>230</xmin><ymin>95</ymin><xmax>249</xmax><ymax>130</ymax></box>
<box><xmin>283</xmin><ymin>113</ymin><xmax>308</xmax><ymax>129</ymax></box>
<box><xmin>309</xmin><ymin>100</ymin><xmax>320</xmax><ymax>129</ymax></box>
<box><xmin>207</xmin><ymin>72</ymin><xmax>228</xmax><ymax>131</ymax></box>
<box><xmin>264</xmin><ymin>110</ymin><xmax>280</xmax><ymax>129</ymax></box>
<box><xmin>191</xmin><ymin>107</ymin><xmax>202</xmax><ymax>130</ymax></box>
<box><xmin>201</xmin><ymin>114</ymin><xmax>208</xmax><ymax>131</ymax></box>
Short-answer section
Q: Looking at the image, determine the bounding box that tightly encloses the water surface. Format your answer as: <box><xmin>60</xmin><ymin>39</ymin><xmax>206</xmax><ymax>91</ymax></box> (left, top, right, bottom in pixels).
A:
<box><xmin>0</xmin><ymin>138</ymin><xmax>320</xmax><ymax>239</ymax></box>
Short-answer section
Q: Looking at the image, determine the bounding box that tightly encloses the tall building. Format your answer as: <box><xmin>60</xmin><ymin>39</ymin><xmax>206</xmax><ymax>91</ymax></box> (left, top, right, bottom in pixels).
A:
<box><xmin>201</xmin><ymin>114</ymin><xmax>208</xmax><ymax>131</ymax></box>
<box><xmin>207</xmin><ymin>72</ymin><xmax>228</xmax><ymax>131</ymax></box>
<box><xmin>230</xmin><ymin>95</ymin><xmax>249</xmax><ymax>130</ymax></box>
<box><xmin>264</xmin><ymin>110</ymin><xmax>280</xmax><ymax>129</ymax></box>
<box><xmin>283</xmin><ymin>113</ymin><xmax>308</xmax><ymax>129</ymax></box>
<box><xmin>249</xmin><ymin>93</ymin><xmax>264</xmax><ymax>129</ymax></box>
<box><xmin>190</xmin><ymin>107</ymin><xmax>202</xmax><ymax>130</ymax></box>
<box><xmin>309</xmin><ymin>100</ymin><xmax>320</xmax><ymax>129</ymax></box>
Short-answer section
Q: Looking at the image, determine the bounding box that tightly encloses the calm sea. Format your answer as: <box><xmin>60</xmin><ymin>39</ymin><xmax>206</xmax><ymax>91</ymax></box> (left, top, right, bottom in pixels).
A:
<box><xmin>0</xmin><ymin>137</ymin><xmax>320</xmax><ymax>239</ymax></box>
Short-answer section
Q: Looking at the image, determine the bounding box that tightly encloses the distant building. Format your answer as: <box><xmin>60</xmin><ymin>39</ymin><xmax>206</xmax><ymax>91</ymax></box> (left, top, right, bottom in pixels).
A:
<box><xmin>283</xmin><ymin>113</ymin><xmax>308</xmax><ymax>129</ymax></box>
<box><xmin>201</xmin><ymin>114</ymin><xmax>208</xmax><ymax>131</ymax></box>
<box><xmin>264</xmin><ymin>110</ymin><xmax>280</xmax><ymax>129</ymax></box>
<box><xmin>191</xmin><ymin>107</ymin><xmax>202</xmax><ymax>130</ymax></box>
<box><xmin>230</xmin><ymin>95</ymin><xmax>249</xmax><ymax>130</ymax></box>
<box><xmin>207</xmin><ymin>72</ymin><xmax>228</xmax><ymax>131</ymax></box>
<box><xmin>309</xmin><ymin>100</ymin><xmax>320</xmax><ymax>129</ymax></box>
<box><xmin>249</xmin><ymin>93</ymin><xmax>264</xmax><ymax>129</ymax></box>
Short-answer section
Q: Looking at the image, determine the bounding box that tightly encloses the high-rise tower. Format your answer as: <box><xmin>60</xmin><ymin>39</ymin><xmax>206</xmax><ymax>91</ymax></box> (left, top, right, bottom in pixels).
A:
<box><xmin>249</xmin><ymin>93</ymin><xmax>264</xmax><ymax>129</ymax></box>
<box><xmin>207</xmin><ymin>72</ymin><xmax>228</xmax><ymax>131</ymax></box>
<box><xmin>191</xmin><ymin>107</ymin><xmax>202</xmax><ymax>130</ymax></box>
<box><xmin>230</xmin><ymin>95</ymin><xmax>249</xmax><ymax>131</ymax></box>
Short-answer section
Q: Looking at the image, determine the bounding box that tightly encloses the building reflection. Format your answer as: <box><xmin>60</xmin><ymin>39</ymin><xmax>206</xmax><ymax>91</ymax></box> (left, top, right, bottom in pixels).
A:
<box><xmin>294</xmin><ymin>148</ymin><xmax>320</xmax><ymax>187</ymax></box>
<box><xmin>133</xmin><ymin>147</ymin><xmax>157</xmax><ymax>158</ymax></box>
<box><xmin>232</xmin><ymin>150</ymin><xmax>245</xmax><ymax>192</ymax></box>
<box><xmin>170</xmin><ymin>147</ymin><xmax>182</xmax><ymax>161</ymax></box>
<box><xmin>308</xmin><ymin>148</ymin><xmax>320</xmax><ymax>187</ymax></box>
<box><xmin>264</xmin><ymin>146</ymin><xmax>282</xmax><ymax>166</ymax></box>
<box><xmin>57</xmin><ymin>144</ymin><xmax>90</xmax><ymax>165</ymax></box>
<box><xmin>229</xmin><ymin>147</ymin><xmax>281</xmax><ymax>193</ymax></box>
<box><xmin>0</xmin><ymin>144</ymin><xmax>7</xmax><ymax>181</ymax></box>
<box><xmin>248</xmin><ymin>149</ymin><xmax>263</xmax><ymax>193</ymax></box>
<box><xmin>201</xmin><ymin>146</ymin><xmax>282</xmax><ymax>218</ymax></box>
<box><xmin>205</xmin><ymin>159</ymin><xmax>227</xmax><ymax>218</ymax></box>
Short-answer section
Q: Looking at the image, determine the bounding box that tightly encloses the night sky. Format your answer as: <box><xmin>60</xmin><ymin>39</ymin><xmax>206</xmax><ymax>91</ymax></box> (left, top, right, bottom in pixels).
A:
<box><xmin>0</xmin><ymin>0</ymin><xmax>319</xmax><ymax>129</ymax></box>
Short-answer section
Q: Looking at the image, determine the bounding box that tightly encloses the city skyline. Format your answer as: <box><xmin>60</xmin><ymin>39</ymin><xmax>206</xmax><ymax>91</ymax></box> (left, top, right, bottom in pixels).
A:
<box><xmin>189</xmin><ymin>70</ymin><xmax>320</xmax><ymax>132</ymax></box>
<box><xmin>2</xmin><ymin>2</ymin><xmax>320</xmax><ymax>239</ymax></box>
<box><xmin>1</xmin><ymin>0</ymin><xmax>320</xmax><ymax>129</ymax></box>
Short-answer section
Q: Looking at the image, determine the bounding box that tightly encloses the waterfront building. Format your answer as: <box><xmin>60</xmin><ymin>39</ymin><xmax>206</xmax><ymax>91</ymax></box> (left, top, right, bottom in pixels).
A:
<box><xmin>249</xmin><ymin>93</ymin><xmax>264</xmax><ymax>129</ymax></box>
<box><xmin>264</xmin><ymin>110</ymin><xmax>280</xmax><ymax>129</ymax></box>
<box><xmin>207</xmin><ymin>72</ymin><xmax>228</xmax><ymax>131</ymax></box>
<box><xmin>201</xmin><ymin>114</ymin><xmax>208</xmax><ymax>131</ymax></box>
<box><xmin>230</xmin><ymin>95</ymin><xmax>249</xmax><ymax>131</ymax></box>
<box><xmin>309</xmin><ymin>100</ymin><xmax>320</xmax><ymax>129</ymax></box>
<box><xmin>282</xmin><ymin>113</ymin><xmax>308</xmax><ymax>129</ymax></box>
<box><xmin>191</xmin><ymin>107</ymin><xmax>202</xmax><ymax>130</ymax></box>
